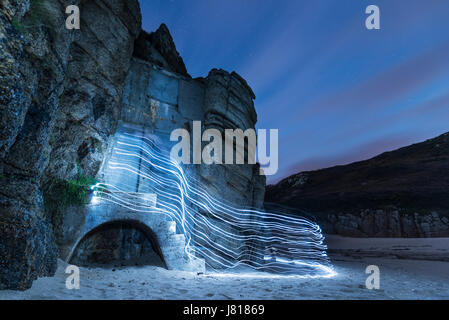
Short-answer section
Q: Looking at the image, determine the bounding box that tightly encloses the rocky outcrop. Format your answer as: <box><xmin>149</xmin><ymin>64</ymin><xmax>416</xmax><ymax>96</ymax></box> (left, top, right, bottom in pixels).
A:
<box><xmin>195</xmin><ymin>69</ymin><xmax>265</xmax><ymax>266</ymax></box>
<box><xmin>126</xmin><ymin>34</ymin><xmax>265</xmax><ymax>212</ymax></box>
<box><xmin>1</xmin><ymin>0</ymin><xmax>267</xmax><ymax>288</ymax></box>
<box><xmin>325</xmin><ymin>209</ymin><xmax>449</xmax><ymax>237</ymax></box>
<box><xmin>134</xmin><ymin>24</ymin><xmax>189</xmax><ymax>77</ymax></box>
<box><xmin>265</xmin><ymin>132</ymin><xmax>449</xmax><ymax>237</ymax></box>
<box><xmin>0</xmin><ymin>0</ymin><xmax>141</xmax><ymax>290</ymax></box>
<box><xmin>75</xmin><ymin>32</ymin><xmax>265</xmax><ymax>270</ymax></box>
<box><xmin>1</xmin><ymin>0</ymin><xmax>74</xmax><ymax>290</ymax></box>
<box><xmin>44</xmin><ymin>0</ymin><xmax>141</xmax><ymax>181</ymax></box>
<box><xmin>199</xmin><ymin>69</ymin><xmax>264</xmax><ymax>210</ymax></box>
<box><xmin>2</xmin><ymin>0</ymin><xmax>266</xmax><ymax>288</ymax></box>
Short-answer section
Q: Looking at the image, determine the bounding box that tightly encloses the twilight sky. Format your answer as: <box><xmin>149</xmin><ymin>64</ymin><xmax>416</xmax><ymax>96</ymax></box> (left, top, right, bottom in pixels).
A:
<box><xmin>139</xmin><ymin>0</ymin><xmax>449</xmax><ymax>184</ymax></box>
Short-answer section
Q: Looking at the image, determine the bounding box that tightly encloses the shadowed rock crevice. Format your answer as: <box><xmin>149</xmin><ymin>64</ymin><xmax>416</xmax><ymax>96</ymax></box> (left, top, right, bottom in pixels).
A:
<box><xmin>134</xmin><ymin>23</ymin><xmax>190</xmax><ymax>77</ymax></box>
<box><xmin>70</xmin><ymin>221</ymin><xmax>166</xmax><ymax>268</ymax></box>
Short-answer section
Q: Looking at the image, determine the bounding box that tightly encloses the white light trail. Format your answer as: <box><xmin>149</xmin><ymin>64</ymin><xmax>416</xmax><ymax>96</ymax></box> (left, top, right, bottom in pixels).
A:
<box><xmin>90</xmin><ymin>130</ymin><xmax>336</xmax><ymax>278</ymax></box>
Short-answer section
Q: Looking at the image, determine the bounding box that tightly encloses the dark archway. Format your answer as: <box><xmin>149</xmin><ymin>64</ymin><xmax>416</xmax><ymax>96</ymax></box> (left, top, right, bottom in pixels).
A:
<box><xmin>69</xmin><ymin>220</ymin><xmax>167</xmax><ymax>269</ymax></box>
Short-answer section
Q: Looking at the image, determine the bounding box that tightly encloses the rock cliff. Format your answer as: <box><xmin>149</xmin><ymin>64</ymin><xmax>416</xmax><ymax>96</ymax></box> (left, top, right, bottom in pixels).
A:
<box><xmin>134</xmin><ymin>24</ymin><xmax>189</xmax><ymax>78</ymax></box>
<box><xmin>1</xmin><ymin>0</ymin><xmax>265</xmax><ymax>289</ymax></box>
<box><xmin>1</xmin><ymin>0</ymin><xmax>142</xmax><ymax>290</ymax></box>
<box><xmin>265</xmin><ymin>132</ymin><xmax>449</xmax><ymax>237</ymax></box>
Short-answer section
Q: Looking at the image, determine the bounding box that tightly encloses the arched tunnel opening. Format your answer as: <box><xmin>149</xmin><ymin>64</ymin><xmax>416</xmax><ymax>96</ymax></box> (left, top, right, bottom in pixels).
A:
<box><xmin>69</xmin><ymin>220</ymin><xmax>167</xmax><ymax>269</ymax></box>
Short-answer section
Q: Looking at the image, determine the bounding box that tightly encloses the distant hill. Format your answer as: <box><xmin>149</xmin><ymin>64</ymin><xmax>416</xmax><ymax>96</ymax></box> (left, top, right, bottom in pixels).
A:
<box><xmin>265</xmin><ymin>132</ymin><xmax>449</xmax><ymax>237</ymax></box>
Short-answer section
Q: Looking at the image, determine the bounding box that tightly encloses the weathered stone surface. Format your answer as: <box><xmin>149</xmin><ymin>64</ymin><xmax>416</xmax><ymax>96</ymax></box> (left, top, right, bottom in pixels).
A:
<box><xmin>118</xmin><ymin>58</ymin><xmax>265</xmax><ymax>213</ymax></box>
<box><xmin>84</xmin><ymin>55</ymin><xmax>265</xmax><ymax>269</ymax></box>
<box><xmin>0</xmin><ymin>200</ymin><xmax>57</xmax><ymax>290</ymax></box>
<box><xmin>134</xmin><ymin>23</ymin><xmax>189</xmax><ymax>78</ymax></box>
<box><xmin>44</xmin><ymin>0</ymin><xmax>141</xmax><ymax>181</ymax></box>
<box><xmin>192</xmin><ymin>69</ymin><xmax>264</xmax><ymax>266</ymax></box>
<box><xmin>55</xmin><ymin>196</ymin><xmax>205</xmax><ymax>273</ymax></box>
<box><xmin>0</xmin><ymin>0</ymin><xmax>141</xmax><ymax>290</ymax></box>
<box><xmin>324</xmin><ymin>209</ymin><xmax>449</xmax><ymax>237</ymax></box>
<box><xmin>265</xmin><ymin>132</ymin><xmax>449</xmax><ymax>237</ymax></box>
<box><xmin>0</xmin><ymin>0</ymin><xmax>75</xmax><ymax>290</ymax></box>
<box><xmin>199</xmin><ymin>69</ymin><xmax>262</xmax><ymax>210</ymax></box>
<box><xmin>1</xmin><ymin>0</ymin><xmax>265</xmax><ymax>288</ymax></box>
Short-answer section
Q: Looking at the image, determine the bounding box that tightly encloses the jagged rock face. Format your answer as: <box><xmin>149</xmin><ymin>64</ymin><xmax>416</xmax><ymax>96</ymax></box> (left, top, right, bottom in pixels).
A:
<box><xmin>125</xmin><ymin>34</ymin><xmax>266</xmax><ymax>212</ymax></box>
<box><xmin>265</xmin><ymin>132</ymin><xmax>449</xmax><ymax>237</ymax></box>
<box><xmin>200</xmin><ymin>69</ymin><xmax>264</xmax><ymax>210</ymax></box>
<box><xmin>117</xmin><ymin>60</ymin><xmax>266</xmax><ymax>212</ymax></box>
<box><xmin>196</xmin><ymin>69</ymin><xmax>265</xmax><ymax>266</ymax></box>
<box><xmin>325</xmin><ymin>209</ymin><xmax>449</xmax><ymax>237</ymax></box>
<box><xmin>0</xmin><ymin>0</ymin><xmax>141</xmax><ymax>290</ymax></box>
<box><xmin>1</xmin><ymin>0</ymin><xmax>265</xmax><ymax>288</ymax></box>
<box><xmin>44</xmin><ymin>0</ymin><xmax>141</xmax><ymax>181</ymax></box>
<box><xmin>1</xmin><ymin>0</ymin><xmax>73</xmax><ymax>290</ymax></box>
<box><xmin>112</xmin><ymin>37</ymin><xmax>266</xmax><ymax>268</ymax></box>
<box><xmin>134</xmin><ymin>24</ymin><xmax>189</xmax><ymax>78</ymax></box>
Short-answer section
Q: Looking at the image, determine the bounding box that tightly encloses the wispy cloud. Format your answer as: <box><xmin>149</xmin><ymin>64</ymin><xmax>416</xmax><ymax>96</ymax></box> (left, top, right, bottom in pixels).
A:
<box><xmin>140</xmin><ymin>0</ymin><xmax>449</xmax><ymax>185</ymax></box>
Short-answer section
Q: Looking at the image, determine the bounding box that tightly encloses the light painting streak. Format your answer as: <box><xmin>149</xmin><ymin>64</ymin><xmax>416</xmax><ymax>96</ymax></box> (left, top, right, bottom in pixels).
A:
<box><xmin>91</xmin><ymin>129</ymin><xmax>336</xmax><ymax>278</ymax></box>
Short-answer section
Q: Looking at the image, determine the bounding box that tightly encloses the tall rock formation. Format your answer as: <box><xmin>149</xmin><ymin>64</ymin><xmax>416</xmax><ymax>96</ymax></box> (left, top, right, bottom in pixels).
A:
<box><xmin>0</xmin><ymin>0</ymin><xmax>141</xmax><ymax>290</ymax></box>
<box><xmin>265</xmin><ymin>132</ymin><xmax>449</xmax><ymax>237</ymax></box>
<box><xmin>121</xmin><ymin>27</ymin><xmax>265</xmax><ymax>213</ymax></box>
<box><xmin>134</xmin><ymin>23</ymin><xmax>190</xmax><ymax>77</ymax></box>
<box><xmin>1</xmin><ymin>0</ymin><xmax>265</xmax><ymax>289</ymax></box>
<box><xmin>112</xmin><ymin>33</ymin><xmax>266</xmax><ymax>268</ymax></box>
<box><xmin>200</xmin><ymin>69</ymin><xmax>265</xmax><ymax>210</ymax></box>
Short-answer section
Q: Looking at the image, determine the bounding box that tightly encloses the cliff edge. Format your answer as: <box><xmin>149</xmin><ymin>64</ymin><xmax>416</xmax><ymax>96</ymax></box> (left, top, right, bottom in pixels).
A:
<box><xmin>265</xmin><ymin>132</ymin><xmax>449</xmax><ymax>237</ymax></box>
<box><xmin>0</xmin><ymin>0</ymin><xmax>264</xmax><ymax>289</ymax></box>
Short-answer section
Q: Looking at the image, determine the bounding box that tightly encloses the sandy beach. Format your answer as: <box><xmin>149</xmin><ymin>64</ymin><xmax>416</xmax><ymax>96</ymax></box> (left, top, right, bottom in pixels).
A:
<box><xmin>1</xmin><ymin>236</ymin><xmax>448</xmax><ymax>300</ymax></box>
